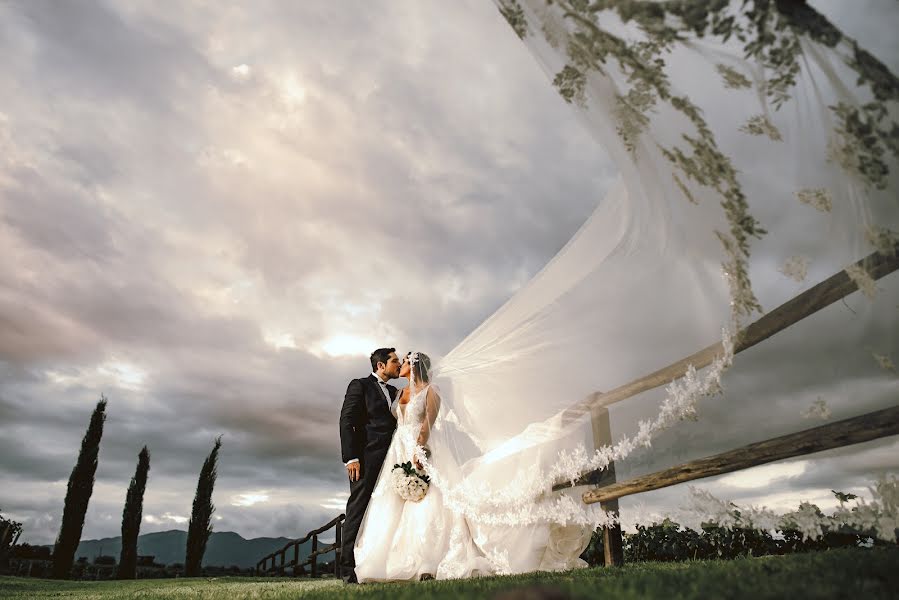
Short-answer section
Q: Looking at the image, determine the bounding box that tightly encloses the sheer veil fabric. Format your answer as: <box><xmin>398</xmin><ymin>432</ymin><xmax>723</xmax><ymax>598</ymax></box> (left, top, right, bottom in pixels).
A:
<box><xmin>372</xmin><ymin>1</ymin><xmax>898</xmax><ymax>577</ymax></box>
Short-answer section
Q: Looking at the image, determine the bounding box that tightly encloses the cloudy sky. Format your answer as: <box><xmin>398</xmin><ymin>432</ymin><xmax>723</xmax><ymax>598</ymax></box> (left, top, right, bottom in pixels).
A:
<box><xmin>1</xmin><ymin>0</ymin><xmax>896</xmax><ymax>546</ymax></box>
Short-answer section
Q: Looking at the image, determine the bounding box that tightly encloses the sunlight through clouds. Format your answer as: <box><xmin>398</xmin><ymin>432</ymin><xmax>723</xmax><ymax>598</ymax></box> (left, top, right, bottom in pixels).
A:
<box><xmin>231</xmin><ymin>492</ymin><xmax>271</xmax><ymax>507</ymax></box>
<box><xmin>45</xmin><ymin>360</ymin><xmax>147</xmax><ymax>391</ymax></box>
<box><xmin>280</xmin><ymin>73</ymin><xmax>306</xmax><ymax>106</ymax></box>
<box><xmin>231</xmin><ymin>63</ymin><xmax>251</xmax><ymax>81</ymax></box>
<box><xmin>318</xmin><ymin>334</ymin><xmax>378</xmax><ymax>358</ymax></box>
<box><xmin>97</xmin><ymin>360</ymin><xmax>147</xmax><ymax>391</ymax></box>
<box><xmin>145</xmin><ymin>513</ymin><xmax>189</xmax><ymax>525</ymax></box>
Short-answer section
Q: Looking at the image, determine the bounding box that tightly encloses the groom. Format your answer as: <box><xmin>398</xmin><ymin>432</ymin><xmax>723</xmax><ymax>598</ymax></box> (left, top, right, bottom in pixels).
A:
<box><xmin>338</xmin><ymin>347</ymin><xmax>401</xmax><ymax>583</ymax></box>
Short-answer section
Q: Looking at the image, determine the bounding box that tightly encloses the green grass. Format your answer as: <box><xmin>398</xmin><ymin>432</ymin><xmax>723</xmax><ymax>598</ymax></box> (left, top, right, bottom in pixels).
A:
<box><xmin>2</xmin><ymin>548</ymin><xmax>897</xmax><ymax>599</ymax></box>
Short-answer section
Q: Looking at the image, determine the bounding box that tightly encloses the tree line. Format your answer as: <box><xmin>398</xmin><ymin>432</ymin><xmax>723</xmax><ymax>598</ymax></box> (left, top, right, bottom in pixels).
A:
<box><xmin>10</xmin><ymin>397</ymin><xmax>223</xmax><ymax>579</ymax></box>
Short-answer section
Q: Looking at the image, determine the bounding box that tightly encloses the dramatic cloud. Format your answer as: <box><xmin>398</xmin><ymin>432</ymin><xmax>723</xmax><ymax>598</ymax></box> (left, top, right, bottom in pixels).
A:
<box><xmin>1</xmin><ymin>0</ymin><xmax>896</xmax><ymax>546</ymax></box>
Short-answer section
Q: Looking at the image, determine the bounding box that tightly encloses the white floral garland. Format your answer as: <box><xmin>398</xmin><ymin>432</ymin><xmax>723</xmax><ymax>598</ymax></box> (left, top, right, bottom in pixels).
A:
<box><xmin>679</xmin><ymin>475</ymin><xmax>899</xmax><ymax>543</ymax></box>
<box><xmin>414</xmin><ymin>329</ymin><xmax>736</xmax><ymax>528</ymax></box>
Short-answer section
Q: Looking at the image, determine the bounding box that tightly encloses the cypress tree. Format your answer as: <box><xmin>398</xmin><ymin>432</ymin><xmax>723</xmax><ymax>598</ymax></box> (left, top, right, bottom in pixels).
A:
<box><xmin>117</xmin><ymin>446</ymin><xmax>150</xmax><ymax>579</ymax></box>
<box><xmin>52</xmin><ymin>397</ymin><xmax>107</xmax><ymax>579</ymax></box>
<box><xmin>185</xmin><ymin>435</ymin><xmax>222</xmax><ymax>577</ymax></box>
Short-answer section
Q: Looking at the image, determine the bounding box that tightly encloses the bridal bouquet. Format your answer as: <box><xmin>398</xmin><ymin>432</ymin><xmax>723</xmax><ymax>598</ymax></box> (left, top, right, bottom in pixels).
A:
<box><xmin>391</xmin><ymin>461</ymin><xmax>430</xmax><ymax>502</ymax></box>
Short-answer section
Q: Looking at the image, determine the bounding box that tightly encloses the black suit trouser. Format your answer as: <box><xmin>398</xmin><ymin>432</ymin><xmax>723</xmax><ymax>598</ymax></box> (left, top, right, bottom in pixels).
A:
<box><xmin>341</xmin><ymin>447</ymin><xmax>388</xmax><ymax>582</ymax></box>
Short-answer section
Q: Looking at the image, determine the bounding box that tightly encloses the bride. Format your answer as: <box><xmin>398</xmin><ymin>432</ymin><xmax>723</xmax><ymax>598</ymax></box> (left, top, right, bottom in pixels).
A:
<box><xmin>353</xmin><ymin>351</ymin><xmax>493</xmax><ymax>582</ymax></box>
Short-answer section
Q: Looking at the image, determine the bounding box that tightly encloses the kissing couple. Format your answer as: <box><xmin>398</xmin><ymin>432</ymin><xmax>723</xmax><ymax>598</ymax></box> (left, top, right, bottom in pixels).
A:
<box><xmin>338</xmin><ymin>347</ymin><xmax>491</xmax><ymax>583</ymax></box>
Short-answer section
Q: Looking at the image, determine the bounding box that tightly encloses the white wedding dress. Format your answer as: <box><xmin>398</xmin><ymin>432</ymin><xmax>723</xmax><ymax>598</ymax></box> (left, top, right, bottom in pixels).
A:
<box><xmin>353</xmin><ymin>383</ymin><xmax>492</xmax><ymax>581</ymax></box>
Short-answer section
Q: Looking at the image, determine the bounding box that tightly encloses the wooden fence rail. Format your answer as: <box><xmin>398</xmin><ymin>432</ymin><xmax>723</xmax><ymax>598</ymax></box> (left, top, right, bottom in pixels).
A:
<box><xmin>582</xmin><ymin>404</ymin><xmax>899</xmax><ymax>503</ymax></box>
<box><xmin>256</xmin><ymin>514</ymin><xmax>344</xmax><ymax>578</ymax></box>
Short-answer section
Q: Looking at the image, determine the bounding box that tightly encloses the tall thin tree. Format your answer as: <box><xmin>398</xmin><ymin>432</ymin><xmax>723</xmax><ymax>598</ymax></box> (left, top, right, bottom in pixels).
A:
<box><xmin>185</xmin><ymin>435</ymin><xmax>222</xmax><ymax>577</ymax></box>
<box><xmin>117</xmin><ymin>446</ymin><xmax>150</xmax><ymax>579</ymax></box>
<box><xmin>52</xmin><ymin>397</ymin><xmax>107</xmax><ymax>579</ymax></box>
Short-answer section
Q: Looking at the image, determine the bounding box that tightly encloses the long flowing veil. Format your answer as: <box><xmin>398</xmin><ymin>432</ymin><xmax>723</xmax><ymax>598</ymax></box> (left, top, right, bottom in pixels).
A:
<box><xmin>415</xmin><ymin>0</ymin><xmax>897</xmax><ymax>542</ymax></box>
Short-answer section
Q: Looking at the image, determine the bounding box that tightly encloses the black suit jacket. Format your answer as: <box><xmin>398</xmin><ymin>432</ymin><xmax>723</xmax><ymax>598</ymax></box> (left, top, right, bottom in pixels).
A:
<box><xmin>339</xmin><ymin>375</ymin><xmax>397</xmax><ymax>465</ymax></box>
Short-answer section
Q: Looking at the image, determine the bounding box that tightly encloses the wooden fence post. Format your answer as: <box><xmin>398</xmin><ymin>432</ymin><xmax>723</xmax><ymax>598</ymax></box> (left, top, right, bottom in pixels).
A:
<box><xmin>591</xmin><ymin>405</ymin><xmax>624</xmax><ymax>566</ymax></box>
<box><xmin>334</xmin><ymin>518</ymin><xmax>342</xmax><ymax>579</ymax></box>
<box><xmin>293</xmin><ymin>542</ymin><xmax>299</xmax><ymax>576</ymax></box>
<box><xmin>310</xmin><ymin>534</ymin><xmax>318</xmax><ymax>578</ymax></box>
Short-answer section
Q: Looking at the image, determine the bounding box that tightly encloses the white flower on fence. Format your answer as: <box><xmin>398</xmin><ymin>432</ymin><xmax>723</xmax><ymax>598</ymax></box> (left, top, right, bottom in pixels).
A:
<box><xmin>681</xmin><ymin>476</ymin><xmax>899</xmax><ymax>543</ymax></box>
<box><xmin>801</xmin><ymin>398</ymin><xmax>831</xmax><ymax>420</ymax></box>
<box><xmin>781</xmin><ymin>502</ymin><xmax>826</xmax><ymax>540</ymax></box>
<box><xmin>779</xmin><ymin>255</ymin><xmax>809</xmax><ymax>282</ymax></box>
<box><xmin>833</xmin><ymin>476</ymin><xmax>899</xmax><ymax>543</ymax></box>
<box><xmin>683</xmin><ymin>487</ymin><xmax>780</xmax><ymax>531</ymax></box>
<box><xmin>844</xmin><ymin>264</ymin><xmax>877</xmax><ymax>299</ymax></box>
<box><xmin>864</xmin><ymin>225</ymin><xmax>898</xmax><ymax>256</ymax></box>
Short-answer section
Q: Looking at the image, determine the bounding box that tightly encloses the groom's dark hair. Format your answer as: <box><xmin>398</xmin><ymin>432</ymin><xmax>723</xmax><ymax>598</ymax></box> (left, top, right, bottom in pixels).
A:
<box><xmin>370</xmin><ymin>348</ymin><xmax>396</xmax><ymax>371</ymax></box>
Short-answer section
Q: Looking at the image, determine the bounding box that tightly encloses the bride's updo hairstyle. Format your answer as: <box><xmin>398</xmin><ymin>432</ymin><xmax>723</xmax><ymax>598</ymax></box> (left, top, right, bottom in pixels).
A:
<box><xmin>407</xmin><ymin>351</ymin><xmax>431</xmax><ymax>384</ymax></box>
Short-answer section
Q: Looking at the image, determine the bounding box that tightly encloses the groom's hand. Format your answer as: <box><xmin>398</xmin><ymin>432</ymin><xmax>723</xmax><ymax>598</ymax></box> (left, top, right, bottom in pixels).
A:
<box><xmin>346</xmin><ymin>461</ymin><xmax>361</xmax><ymax>482</ymax></box>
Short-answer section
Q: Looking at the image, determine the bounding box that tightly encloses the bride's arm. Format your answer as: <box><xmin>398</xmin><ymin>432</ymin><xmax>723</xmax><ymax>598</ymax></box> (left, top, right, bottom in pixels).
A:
<box><xmin>416</xmin><ymin>387</ymin><xmax>441</xmax><ymax>448</ymax></box>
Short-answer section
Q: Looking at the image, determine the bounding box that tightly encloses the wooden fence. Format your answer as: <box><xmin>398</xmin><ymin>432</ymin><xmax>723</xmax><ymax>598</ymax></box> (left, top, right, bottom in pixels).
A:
<box><xmin>256</xmin><ymin>514</ymin><xmax>344</xmax><ymax>578</ymax></box>
<box><xmin>558</xmin><ymin>245</ymin><xmax>899</xmax><ymax>566</ymax></box>
<box><xmin>261</xmin><ymin>248</ymin><xmax>897</xmax><ymax>573</ymax></box>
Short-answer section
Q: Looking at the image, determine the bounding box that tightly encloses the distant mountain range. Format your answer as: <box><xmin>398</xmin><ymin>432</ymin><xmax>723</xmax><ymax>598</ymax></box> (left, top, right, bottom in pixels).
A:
<box><xmin>58</xmin><ymin>530</ymin><xmax>320</xmax><ymax>568</ymax></box>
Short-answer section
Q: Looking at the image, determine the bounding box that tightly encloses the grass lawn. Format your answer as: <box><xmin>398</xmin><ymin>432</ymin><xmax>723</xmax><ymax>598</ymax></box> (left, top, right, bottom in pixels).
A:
<box><xmin>1</xmin><ymin>547</ymin><xmax>896</xmax><ymax>599</ymax></box>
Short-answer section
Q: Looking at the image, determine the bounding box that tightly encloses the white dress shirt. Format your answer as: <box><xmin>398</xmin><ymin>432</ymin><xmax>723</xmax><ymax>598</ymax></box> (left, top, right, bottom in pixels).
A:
<box><xmin>346</xmin><ymin>373</ymin><xmax>392</xmax><ymax>467</ymax></box>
